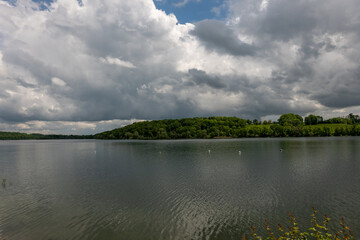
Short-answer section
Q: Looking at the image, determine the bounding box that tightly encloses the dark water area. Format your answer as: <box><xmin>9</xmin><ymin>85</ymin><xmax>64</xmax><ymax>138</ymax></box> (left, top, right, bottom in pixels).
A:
<box><xmin>0</xmin><ymin>137</ymin><xmax>360</xmax><ymax>239</ymax></box>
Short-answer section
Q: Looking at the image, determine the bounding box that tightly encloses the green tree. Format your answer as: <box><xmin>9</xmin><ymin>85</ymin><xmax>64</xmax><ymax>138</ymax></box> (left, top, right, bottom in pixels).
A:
<box><xmin>305</xmin><ymin>114</ymin><xmax>322</xmax><ymax>125</ymax></box>
<box><xmin>278</xmin><ymin>113</ymin><xmax>303</xmax><ymax>126</ymax></box>
<box><xmin>347</xmin><ymin>113</ymin><xmax>360</xmax><ymax>124</ymax></box>
<box><xmin>270</xmin><ymin>124</ymin><xmax>285</xmax><ymax>137</ymax></box>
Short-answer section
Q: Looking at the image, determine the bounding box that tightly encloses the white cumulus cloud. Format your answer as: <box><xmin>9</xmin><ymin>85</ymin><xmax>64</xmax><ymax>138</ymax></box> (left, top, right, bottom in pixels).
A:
<box><xmin>0</xmin><ymin>0</ymin><xmax>360</xmax><ymax>134</ymax></box>
<box><xmin>100</xmin><ymin>56</ymin><xmax>136</xmax><ymax>69</ymax></box>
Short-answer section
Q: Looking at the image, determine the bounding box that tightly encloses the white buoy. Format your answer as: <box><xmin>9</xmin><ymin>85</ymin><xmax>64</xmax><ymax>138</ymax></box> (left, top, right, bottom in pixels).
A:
<box><xmin>238</xmin><ymin>150</ymin><xmax>242</xmax><ymax>155</ymax></box>
<box><xmin>208</xmin><ymin>149</ymin><xmax>211</xmax><ymax>153</ymax></box>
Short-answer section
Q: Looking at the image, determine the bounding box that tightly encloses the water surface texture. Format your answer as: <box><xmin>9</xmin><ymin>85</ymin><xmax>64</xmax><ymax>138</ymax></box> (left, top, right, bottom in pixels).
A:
<box><xmin>0</xmin><ymin>138</ymin><xmax>360</xmax><ymax>239</ymax></box>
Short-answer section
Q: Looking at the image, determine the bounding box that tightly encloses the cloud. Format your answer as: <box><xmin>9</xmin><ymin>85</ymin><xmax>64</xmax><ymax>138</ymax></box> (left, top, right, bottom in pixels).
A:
<box><xmin>0</xmin><ymin>0</ymin><xmax>187</xmax><ymax>124</ymax></box>
<box><xmin>0</xmin><ymin>0</ymin><xmax>360</xmax><ymax>134</ymax></box>
<box><xmin>222</xmin><ymin>0</ymin><xmax>360</xmax><ymax>110</ymax></box>
<box><xmin>100</xmin><ymin>56</ymin><xmax>136</xmax><ymax>69</ymax></box>
<box><xmin>51</xmin><ymin>77</ymin><xmax>67</xmax><ymax>86</ymax></box>
<box><xmin>0</xmin><ymin>119</ymin><xmax>143</xmax><ymax>135</ymax></box>
<box><xmin>174</xmin><ymin>0</ymin><xmax>200</xmax><ymax>7</ymax></box>
<box><xmin>188</xmin><ymin>68</ymin><xmax>226</xmax><ymax>89</ymax></box>
<box><xmin>190</xmin><ymin>20</ymin><xmax>256</xmax><ymax>56</ymax></box>
<box><xmin>173</xmin><ymin>0</ymin><xmax>189</xmax><ymax>7</ymax></box>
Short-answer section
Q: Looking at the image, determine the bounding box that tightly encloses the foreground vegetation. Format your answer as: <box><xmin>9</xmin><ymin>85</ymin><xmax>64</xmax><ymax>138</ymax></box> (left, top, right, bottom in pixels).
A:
<box><xmin>95</xmin><ymin>113</ymin><xmax>360</xmax><ymax>140</ymax></box>
<box><xmin>0</xmin><ymin>131</ymin><xmax>92</xmax><ymax>140</ymax></box>
<box><xmin>248</xmin><ymin>208</ymin><xmax>354</xmax><ymax>240</ymax></box>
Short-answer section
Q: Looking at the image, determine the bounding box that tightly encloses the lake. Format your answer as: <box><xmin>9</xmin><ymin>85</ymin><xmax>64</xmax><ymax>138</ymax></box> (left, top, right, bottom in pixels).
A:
<box><xmin>0</xmin><ymin>137</ymin><xmax>360</xmax><ymax>239</ymax></box>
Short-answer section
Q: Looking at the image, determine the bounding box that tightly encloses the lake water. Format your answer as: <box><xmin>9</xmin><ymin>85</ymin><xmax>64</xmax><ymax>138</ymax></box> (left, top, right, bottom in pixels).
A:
<box><xmin>0</xmin><ymin>137</ymin><xmax>360</xmax><ymax>239</ymax></box>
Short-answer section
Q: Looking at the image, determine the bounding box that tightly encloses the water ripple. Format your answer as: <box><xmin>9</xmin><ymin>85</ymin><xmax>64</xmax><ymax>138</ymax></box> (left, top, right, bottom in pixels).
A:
<box><xmin>0</xmin><ymin>138</ymin><xmax>360</xmax><ymax>239</ymax></box>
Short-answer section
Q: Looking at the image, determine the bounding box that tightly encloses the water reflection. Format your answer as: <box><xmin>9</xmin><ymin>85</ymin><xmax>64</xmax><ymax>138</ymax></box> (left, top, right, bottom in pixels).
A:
<box><xmin>0</xmin><ymin>138</ymin><xmax>360</xmax><ymax>239</ymax></box>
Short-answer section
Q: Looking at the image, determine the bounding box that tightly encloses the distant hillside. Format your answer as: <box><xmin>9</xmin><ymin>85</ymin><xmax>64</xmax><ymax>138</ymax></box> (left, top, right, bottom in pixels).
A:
<box><xmin>2</xmin><ymin>113</ymin><xmax>360</xmax><ymax>140</ymax></box>
<box><xmin>94</xmin><ymin>117</ymin><xmax>248</xmax><ymax>140</ymax></box>
<box><xmin>94</xmin><ymin>115</ymin><xmax>360</xmax><ymax>140</ymax></box>
<box><xmin>0</xmin><ymin>131</ymin><xmax>93</xmax><ymax>140</ymax></box>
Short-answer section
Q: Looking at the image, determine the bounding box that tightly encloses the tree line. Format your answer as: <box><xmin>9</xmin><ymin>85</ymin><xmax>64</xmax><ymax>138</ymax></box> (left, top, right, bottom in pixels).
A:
<box><xmin>94</xmin><ymin>113</ymin><xmax>360</xmax><ymax>140</ymax></box>
<box><xmin>0</xmin><ymin>131</ymin><xmax>93</xmax><ymax>140</ymax></box>
<box><xmin>1</xmin><ymin>113</ymin><xmax>359</xmax><ymax>140</ymax></box>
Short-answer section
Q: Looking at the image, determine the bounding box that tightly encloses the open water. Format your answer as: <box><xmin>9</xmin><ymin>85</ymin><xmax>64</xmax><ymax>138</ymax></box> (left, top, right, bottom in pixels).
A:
<box><xmin>0</xmin><ymin>137</ymin><xmax>360</xmax><ymax>239</ymax></box>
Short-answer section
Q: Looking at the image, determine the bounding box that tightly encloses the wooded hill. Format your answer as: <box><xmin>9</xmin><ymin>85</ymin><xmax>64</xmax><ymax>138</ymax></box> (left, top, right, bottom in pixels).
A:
<box><xmin>94</xmin><ymin>113</ymin><xmax>360</xmax><ymax>140</ymax></box>
<box><xmin>2</xmin><ymin>113</ymin><xmax>359</xmax><ymax>140</ymax></box>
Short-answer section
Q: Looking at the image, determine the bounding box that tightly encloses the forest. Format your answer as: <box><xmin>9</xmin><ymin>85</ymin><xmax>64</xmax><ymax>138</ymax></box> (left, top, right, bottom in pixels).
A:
<box><xmin>94</xmin><ymin>113</ymin><xmax>360</xmax><ymax>140</ymax></box>
<box><xmin>1</xmin><ymin>113</ymin><xmax>359</xmax><ymax>140</ymax></box>
<box><xmin>0</xmin><ymin>131</ymin><xmax>93</xmax><ymax>140</ymax></box>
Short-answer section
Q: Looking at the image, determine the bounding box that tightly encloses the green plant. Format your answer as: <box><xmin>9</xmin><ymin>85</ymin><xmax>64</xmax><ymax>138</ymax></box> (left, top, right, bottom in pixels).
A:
<box><xmin>2</xmin><ymin>178</ymin><xmax>6</xmax><ymax>187</ymax></box>
<box><xmin>248</xmin><ymin>207</ymin><xmax>354</xmax><ymax>240</ymax></box>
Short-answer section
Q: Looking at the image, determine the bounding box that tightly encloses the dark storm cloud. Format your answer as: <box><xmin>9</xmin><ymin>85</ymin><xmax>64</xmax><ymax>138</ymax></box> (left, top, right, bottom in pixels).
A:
<box><xmin>190</xmin><ymin>19</ymin><xmax>256</xmax><ymax>56</ymax></box>
<box><xmin>258</xmin><ymin>1</ymin><xmax>317</xmax><ymax>41</ymax></box>
<box><xmin>188</xmin><ymin>68</ymin><xmax>226</xmax><ymax>89</ymax></box>
<box><xmin>311</xmin><ymin>68</ymin><xmax>360</xmax><ymax>108</ymax></box>
<box><xmin>187</xmin><ymin>0</ymin><xmax>360</xmax><ymax>116</ymax></box>
<box><xmin>229</xmin><ymin>0</ymin><xmax>360</xmax><ymax>41</ymax></box>
<box><xmin>223</xmin><ymin>0</ymin><xmax>360</xmax><ymax>112</ymax></box>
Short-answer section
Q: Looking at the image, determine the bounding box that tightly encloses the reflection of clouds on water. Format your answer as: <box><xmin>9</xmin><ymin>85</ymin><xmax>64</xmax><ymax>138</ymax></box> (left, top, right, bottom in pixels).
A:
<box><xmin>1</xmin><ymin>138</ymin><xmax>360</xmax><ymax>239</ymax></box>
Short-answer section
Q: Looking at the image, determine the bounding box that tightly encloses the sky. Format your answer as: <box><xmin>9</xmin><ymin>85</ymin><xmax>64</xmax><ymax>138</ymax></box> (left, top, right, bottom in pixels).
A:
<box><xmin>0</xmin><ymin>0</ymin><xmax>360</xmax><ymax>134</ymax></box>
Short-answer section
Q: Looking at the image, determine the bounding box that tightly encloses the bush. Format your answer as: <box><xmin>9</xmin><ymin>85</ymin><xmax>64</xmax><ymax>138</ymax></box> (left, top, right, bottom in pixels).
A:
<box><xmin>247</xmin><ymin>208</ymin><xmax>354</xmax><ymax>240</ymax></box>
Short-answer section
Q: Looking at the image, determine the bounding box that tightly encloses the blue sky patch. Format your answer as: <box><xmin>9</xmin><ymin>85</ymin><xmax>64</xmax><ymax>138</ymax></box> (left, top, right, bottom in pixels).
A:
<box><xmin>153</xmin><ymin>0</ymin><xmax>227</xmax><ymax>24</ymax></box>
